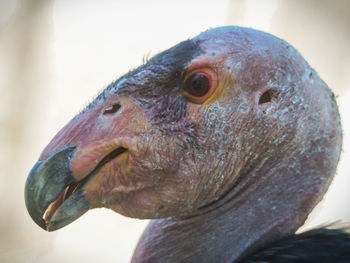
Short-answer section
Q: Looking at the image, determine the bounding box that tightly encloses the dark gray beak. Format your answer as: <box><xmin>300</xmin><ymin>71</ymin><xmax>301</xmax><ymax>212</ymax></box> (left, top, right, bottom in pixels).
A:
<box><xmin>24</xmin><ymin>146</ymin><xmax>89</xmax><ymax>231</ymax></box>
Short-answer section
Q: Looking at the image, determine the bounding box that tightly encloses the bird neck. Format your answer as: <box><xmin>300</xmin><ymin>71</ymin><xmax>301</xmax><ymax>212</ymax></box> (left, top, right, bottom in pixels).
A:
<box><xmin>131</xmin><ymin>162</ymin><xmax>330</xmax><ymax>263</ymax></box>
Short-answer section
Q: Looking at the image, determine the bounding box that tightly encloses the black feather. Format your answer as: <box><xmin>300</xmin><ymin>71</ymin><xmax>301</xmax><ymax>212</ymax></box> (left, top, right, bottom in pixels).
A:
<box><xmin>241</xmin><ymin>228</ymin><xmax>350</xmax><ymax>263</ymax></box>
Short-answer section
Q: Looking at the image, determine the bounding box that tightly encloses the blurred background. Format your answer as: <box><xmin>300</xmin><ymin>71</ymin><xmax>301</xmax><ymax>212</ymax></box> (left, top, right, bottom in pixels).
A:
<box><xmin>0</xmin><ymin>0</ymin><xmax>349</xmax><ymax>262</ymax></box>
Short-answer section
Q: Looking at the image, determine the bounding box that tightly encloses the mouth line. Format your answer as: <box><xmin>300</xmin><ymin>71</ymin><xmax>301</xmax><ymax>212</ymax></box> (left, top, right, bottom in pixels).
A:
<box><xmin>43</xmin><ymin>147</ymin><xmax>128</xmax><ymax>227</ymax></box>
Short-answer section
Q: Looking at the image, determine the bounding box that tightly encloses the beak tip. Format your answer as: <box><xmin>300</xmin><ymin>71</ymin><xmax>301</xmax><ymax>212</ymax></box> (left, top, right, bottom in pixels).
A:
<box><xmin>24</xmin><ymin>146</ymin><xmax>78</xmax><ymax>231</ymax></box>
<box><xmin>24</xmin><ymin>161</ymin><xmax>48</xmax><ymax>231</ymax></box>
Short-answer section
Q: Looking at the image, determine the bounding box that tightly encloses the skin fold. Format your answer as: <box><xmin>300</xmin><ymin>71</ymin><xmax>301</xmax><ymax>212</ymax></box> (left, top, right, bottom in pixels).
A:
<box><xmin>25</xmin><ymin>26</ymin><xmax>342</xmax><ymax>262</ymax></box>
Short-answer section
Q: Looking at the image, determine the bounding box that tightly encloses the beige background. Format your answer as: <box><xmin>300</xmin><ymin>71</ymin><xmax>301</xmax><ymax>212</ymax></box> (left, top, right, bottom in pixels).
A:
<box><xmin>1</xmin><ymin>0</ymin><xmax>349</xmax><ymax>262</ymax></box>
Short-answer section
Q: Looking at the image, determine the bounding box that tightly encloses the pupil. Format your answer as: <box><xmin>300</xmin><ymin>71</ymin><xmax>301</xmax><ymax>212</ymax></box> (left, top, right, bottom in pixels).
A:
<box><xmin>192</xmin><ymin>78</ymin><xmax>203</xmax><ymax>90</ymax></box>
<box><xmin>187</xmin><ymin>73</ymin><xmax>210</xmax><ymax>97</ymax></box>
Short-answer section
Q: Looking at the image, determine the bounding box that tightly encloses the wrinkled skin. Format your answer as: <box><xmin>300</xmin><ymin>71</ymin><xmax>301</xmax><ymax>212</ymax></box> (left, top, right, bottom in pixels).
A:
<box><xmin>25</xmin><ymin>27</ymin><xmax>342</xmax><ymax>262</ymax></box>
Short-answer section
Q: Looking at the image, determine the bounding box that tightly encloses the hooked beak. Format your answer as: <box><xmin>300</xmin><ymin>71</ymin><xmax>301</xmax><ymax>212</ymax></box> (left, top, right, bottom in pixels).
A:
<box><xmin>25</xmin><ymin>145</ymin><xmax>128</xmax><ymax>231</ymax></box>
<box><xmin>24</xmin><ymin>146</ymin><xmax>90</xmax><ymax>231</ymax></box>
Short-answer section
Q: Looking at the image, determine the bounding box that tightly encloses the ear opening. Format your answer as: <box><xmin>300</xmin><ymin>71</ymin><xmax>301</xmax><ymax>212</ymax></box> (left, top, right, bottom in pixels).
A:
<box><xmin>259</xmin><ymin>88</ymin><xmax>279</xmax><ymax>105</ymax></box>
<box><xmin>258</xmin><ymin>88</ymin><xmax>278</xmax><ymax>113</ymax></box>
<box><xmin>259</xmin><ymin>90</ymin><xmax>272</xmax><ymax>104</ymax></box>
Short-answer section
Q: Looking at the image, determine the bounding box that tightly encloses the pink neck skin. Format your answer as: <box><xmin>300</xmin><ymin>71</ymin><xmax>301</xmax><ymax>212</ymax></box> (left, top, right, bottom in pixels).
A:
<box><xmin>131</xmin><ymin>148</ymin><xmax>337</xmax><ymax>263</ymax></box>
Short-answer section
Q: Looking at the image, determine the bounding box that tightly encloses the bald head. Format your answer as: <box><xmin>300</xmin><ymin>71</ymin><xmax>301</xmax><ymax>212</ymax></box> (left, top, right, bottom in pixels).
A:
<box><xmin>26</xmin><ymin>27</ymin><xmax>341</xmax><ymax>235</ymax></box>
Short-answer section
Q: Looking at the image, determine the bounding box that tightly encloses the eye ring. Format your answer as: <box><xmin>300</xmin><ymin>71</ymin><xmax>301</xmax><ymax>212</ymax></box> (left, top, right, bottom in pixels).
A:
<box><xmin>183</xmin><ymin>68</ymin><xmax>218</xmax><ymax>104</ymax></box>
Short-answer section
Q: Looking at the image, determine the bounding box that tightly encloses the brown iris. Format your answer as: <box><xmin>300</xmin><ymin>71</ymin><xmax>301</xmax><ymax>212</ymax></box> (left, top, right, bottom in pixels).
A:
<box><xmin>183</xmin><ymin>68</ymin><xmax>218</xmax><ymax>103</ymax></box>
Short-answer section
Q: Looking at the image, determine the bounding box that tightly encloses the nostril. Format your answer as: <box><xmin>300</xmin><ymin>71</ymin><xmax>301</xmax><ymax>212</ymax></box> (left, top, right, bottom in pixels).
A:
<box><xmin>103</xmin><ymin>104</ymin><xmax>121</xmax><ymax>115</ymax></box>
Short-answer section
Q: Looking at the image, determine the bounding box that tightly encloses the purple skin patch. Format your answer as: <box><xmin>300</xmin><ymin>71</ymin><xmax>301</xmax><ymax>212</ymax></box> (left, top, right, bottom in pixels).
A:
<box><xmin>25</xmin><ymin>26</ymin><xmax>342</xmax><ymax>263</ymax></box>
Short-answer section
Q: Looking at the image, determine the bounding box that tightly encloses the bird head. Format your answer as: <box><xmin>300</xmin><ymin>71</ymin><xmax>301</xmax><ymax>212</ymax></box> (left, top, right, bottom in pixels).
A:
<box><xmin>25</xmin><ymin>27</ymin><xmax>342</xmax><ymax>232</ymax></box>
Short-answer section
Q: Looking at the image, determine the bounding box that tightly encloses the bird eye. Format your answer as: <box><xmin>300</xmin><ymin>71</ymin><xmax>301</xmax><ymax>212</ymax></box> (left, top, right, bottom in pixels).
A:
<box><xmin>185</xmin><ymin>73</ymin><xmax>210</xmax><ymax>97</ymax></box>
<box><xmin>183</xmin><ymin>69</ymin><xmax>218</xmax><ymax>104</ymax></box>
